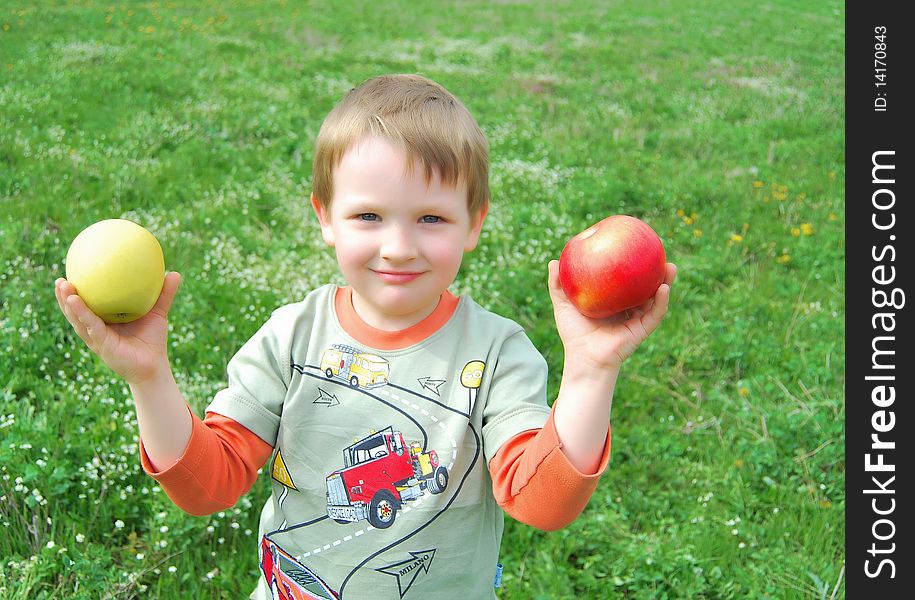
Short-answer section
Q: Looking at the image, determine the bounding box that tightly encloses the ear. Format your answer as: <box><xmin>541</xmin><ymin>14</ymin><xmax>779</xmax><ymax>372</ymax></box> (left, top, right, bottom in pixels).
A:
<box><xmin>311</xmin><ymin>192</ymin><xmax>335</xmax><ymax>247</ymax></box>
<box><xmin>464</xmin><ymin>201</ymin><xmax>489</xmax><ymax>252</ymax></box>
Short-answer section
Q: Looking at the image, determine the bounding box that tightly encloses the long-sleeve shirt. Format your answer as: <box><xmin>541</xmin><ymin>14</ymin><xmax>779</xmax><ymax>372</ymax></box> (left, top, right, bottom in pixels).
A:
<box><xmin>141</xmin><ymin>284</ymin><xmax>611</xmax><ymax>600</ymax></box>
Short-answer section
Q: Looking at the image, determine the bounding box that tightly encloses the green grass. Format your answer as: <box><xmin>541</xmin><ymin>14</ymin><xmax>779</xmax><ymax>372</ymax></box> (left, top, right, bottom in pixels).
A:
<box><xmin>1</xmin><ymin>1</ymin><xmax>844</xmax><ymax>598</ymax></box>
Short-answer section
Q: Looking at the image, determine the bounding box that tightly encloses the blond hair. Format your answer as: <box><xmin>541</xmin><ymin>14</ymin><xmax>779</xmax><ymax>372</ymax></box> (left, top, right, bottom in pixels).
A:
<box><xmin>312</xmin><ymin>74</ymin><xmax>489</xmax><ymax>216</ymax></box>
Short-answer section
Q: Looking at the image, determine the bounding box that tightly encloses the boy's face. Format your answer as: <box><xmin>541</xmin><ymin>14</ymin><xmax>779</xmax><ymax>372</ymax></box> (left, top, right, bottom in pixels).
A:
<box><xmin>312</xmin><ymin>136</ymin><xmax>487</xmax><ymax>331</ymax></box>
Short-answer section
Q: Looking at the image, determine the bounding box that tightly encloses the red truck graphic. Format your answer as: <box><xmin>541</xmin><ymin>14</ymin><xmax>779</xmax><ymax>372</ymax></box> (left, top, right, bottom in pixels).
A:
<box><xmin>325</xmin><ymin>427</ymin><xmax>449</xmax><ymax>529</ymax></box>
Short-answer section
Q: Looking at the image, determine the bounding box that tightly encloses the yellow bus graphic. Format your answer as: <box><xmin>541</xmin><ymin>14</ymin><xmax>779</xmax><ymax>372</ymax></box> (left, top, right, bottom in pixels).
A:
<box><xmin>320</xmin><ymin>344</ymin><xmax>390</xmax><ymax>389</ymax></box>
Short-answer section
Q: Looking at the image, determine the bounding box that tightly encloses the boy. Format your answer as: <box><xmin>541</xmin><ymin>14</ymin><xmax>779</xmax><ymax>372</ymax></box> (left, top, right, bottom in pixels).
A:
<box><xmin>55</xmin><ymin>74</ymin><xmax>675</xmax><ymax>599</ymax></box>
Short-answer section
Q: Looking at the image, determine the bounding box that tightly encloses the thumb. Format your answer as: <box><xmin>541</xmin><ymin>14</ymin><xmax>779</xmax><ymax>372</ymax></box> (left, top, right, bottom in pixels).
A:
<box><xmin>547</xmin><ymin>260</ymin><xmax>566</xmax><ymax>305</ymax></box>
<box><xmin>151</xmin><ymin>271</ymin><xmax>182</xmax><ymax>317</ymax></box>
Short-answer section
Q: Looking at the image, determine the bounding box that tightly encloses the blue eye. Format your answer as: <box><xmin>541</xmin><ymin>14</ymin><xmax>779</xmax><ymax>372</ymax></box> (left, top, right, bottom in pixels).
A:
<box><xmin>358</xmin><ymin>213</ymin><xmax>380</xmax><ymax>222</ymax></box>
<box><xmin>421</xmin><ymin>215</ymin><xmax>442</xmax><ymax>224</ymax></box>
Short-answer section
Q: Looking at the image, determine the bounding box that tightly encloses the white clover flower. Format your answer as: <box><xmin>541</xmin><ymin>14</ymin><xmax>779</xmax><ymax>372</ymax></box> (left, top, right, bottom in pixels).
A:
<box><xmin>75</xmin><ymin>533</ymin><xmax>85</xmax><ymax>543</ymax></box>
<box><xmin>115</xmin><ymin>519</ymin><xmax>125</xmax><ymax>529</ymax></box>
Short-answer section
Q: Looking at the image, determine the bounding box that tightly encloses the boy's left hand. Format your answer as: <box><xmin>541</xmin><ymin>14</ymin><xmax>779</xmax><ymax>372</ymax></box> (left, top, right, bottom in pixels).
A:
<box><xmin>547</xmin><ymin>260</ymin><xmax>677</xmax><ymax>371</ymax></box>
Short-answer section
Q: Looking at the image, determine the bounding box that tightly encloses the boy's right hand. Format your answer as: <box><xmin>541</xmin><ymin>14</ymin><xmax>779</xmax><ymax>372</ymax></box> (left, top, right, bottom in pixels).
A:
<box><xmin>54</xmin><ymin>272</ymin><xmax>182</xmax><ymax>385</ymax></box>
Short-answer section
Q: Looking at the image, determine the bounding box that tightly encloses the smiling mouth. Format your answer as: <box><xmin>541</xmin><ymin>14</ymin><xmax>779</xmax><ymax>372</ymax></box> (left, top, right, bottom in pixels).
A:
<box><xmin>373</xmin><ymin>270</ymin><xmax>424</xmax><ymax>283</ymax></box>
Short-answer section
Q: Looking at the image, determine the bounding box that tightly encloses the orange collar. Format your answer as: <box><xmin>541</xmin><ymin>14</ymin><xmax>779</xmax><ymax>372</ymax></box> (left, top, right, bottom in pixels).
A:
<box><xmin>334</xmin><ymin>286</ymin><xmax>460</xmax><ymax>350</ymax></box>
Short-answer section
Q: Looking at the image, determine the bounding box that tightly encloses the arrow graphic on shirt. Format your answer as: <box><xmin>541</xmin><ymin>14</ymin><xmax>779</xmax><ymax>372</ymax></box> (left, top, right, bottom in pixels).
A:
<box><xmin>313</xmin><ymin>388</ymin><xmax>340</xmax><ymax>407</ymax></box>
<box><xmin>417</xmin><ymin>377</ymin><xmax>446</xmax><ymax>396</ymax></box>
<box><xmin>376</xmin><ymin>549</ymin><xmax>436</xmax><ymax>599</ymax></box>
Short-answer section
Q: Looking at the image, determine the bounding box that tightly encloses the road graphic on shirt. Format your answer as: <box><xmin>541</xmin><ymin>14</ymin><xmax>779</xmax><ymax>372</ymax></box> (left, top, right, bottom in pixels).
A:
<box><xmin>260</xmin><ymin>358</ymin><xmax>483</xmax><ymax>599</ymax></box>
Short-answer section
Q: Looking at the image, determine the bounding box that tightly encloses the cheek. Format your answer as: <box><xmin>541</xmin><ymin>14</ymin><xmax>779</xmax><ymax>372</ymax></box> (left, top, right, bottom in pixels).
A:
<box><xmin>333</xmin><ymin>234</ymin><xmax>373</xmax><ymax>268</ymax></box>
<box><xmin>424</xmin><ymin>235</ymin><xmax>466</xmax><ymax>270</ymax></box>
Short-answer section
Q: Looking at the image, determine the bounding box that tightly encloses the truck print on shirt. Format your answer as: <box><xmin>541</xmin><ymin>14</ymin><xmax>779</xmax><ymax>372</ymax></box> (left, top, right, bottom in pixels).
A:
<box><xmin>320</xmin><ymin>344</ymin><xmax>390</xmax><ymax>389</ymax></box>
<box><xmin>326</xmin><ymin>427</ymin><xmax>449</xmax><ymax>528</ymax></box>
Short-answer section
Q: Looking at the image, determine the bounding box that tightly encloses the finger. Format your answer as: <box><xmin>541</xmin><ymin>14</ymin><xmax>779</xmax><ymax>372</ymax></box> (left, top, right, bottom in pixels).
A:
<box><xmin>54</xmin><ymin>279</ymin><xmax>84</xmax><ymax>338</ymax></box>
<box><xmin>547</xmin><ymin>260</ymin><xmax>560</xmax><ymax>290</ymax></box>
<box><xmin>65</xmin><ymin>293</ymin><xmax>110</xmax><ymax>352</ymax></box>
<box><xmin>665</xmin><ymin>263</ymin><xmax>678</xmax><ymax>286</ymax></box>
<box><xmin>57</xmin><ymin>280</ymin><xmax>91</xmax><ymax>339</ymax></box>
<box><xmin>150</xmin><ymin>271</ymin><xmax>182</xmax><ymax>318</ymax></box>
<box><xmin>54</xmin><ymin>278</ymin><xmax>66</xmax><ymax>313</ymax></box>
<box><xmin>640</xmin><ymin>283</ymin><xmax>671</xmax><ymax>335</ymax></box>
<box><xmin>547</xmin><ymin>260</ymin><xmax>567</xmax><ymax>305</ymax></box>
<box><xmin>62</xmin><ymin>294</ymin><xmax>94</xmax><ymax>348</ymax></box>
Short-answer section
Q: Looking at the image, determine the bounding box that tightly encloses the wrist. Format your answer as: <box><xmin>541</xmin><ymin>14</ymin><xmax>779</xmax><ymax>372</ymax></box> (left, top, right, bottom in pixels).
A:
<box><xmin>556</xmin><ymin>360</ymin><xmax>619</xmax><ymax>412</ymax></box>
<box><xmin>560</xmin><ymin>357</ymin><xmax>621</xmax><ymax>385</ymax></box>
<box><xmin>127</xmin><ymin>360</ymin><xmax>175</xmax><ymax>392</ymax></box>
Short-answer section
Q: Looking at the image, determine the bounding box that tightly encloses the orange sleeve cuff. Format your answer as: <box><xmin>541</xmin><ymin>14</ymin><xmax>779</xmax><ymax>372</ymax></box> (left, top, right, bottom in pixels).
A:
<box><xmin>488</xmin><ymin>407</ymin><xmax>611</xmax><ymax>531</ymax></box>
<box><xmin>140</xmin><ymin>407</ymin><xmax>273</xmax><ymax>516</ymax></box>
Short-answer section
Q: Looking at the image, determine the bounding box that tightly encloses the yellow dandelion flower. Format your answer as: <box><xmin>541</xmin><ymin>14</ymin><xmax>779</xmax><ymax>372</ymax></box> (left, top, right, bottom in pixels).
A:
<box><xmin>763</xmin><ymin>195</ymin><xmax>770</xmax><ymax>203</ymax></box>
<box><xmin>676</xmin><ymin>209</ymin><xmax>685</xmax><ymax>217</ymax></box>
<box><xmin>790</xmin><ymin>227</ymin><xmax>801</xmax><ymax>237</ymax></box>
<box><xmin>690</xmin><ymin>212</ymin><xmax>698</xmax><ymax>220</ymax></box>
<box><xmin>828</xmin><ymin>213</ymin><xmax>838</xmax><ymax>221</ymax></box>
<box><xmin>739</xmin><ymin>387</ymin><xmax>749</xmax><ymax>397</ymax></box>
<box><xmin>693</xmin><ymin>229</ymin><xmax>703</xmax><ymax>238</ymax></box>
<box><xmin>800</xmin><ymin>223</ymin><xmax>813</xmax><ymax>236</ymax></box>
<box><xmin>146</xmin><ymin>25</ymin><xmax>155</xmax><ymax>33</ymax></box>
<box><xmin>776</xmin><ymin>254</ymin><xmax>791</xmax><ymax>264</ymax></box>
<box><xmin>819</xmin><ymin>500</ymin><xmax>832</xmax><ymax>509</ymax></box>
<box><xmin>774</xmin><ymin>192</ymin><xmax>787</xmax><ymax>201</ymax></box>
<box><xmin>753</xmin><ymin>180</ymin><xmax>764</xmax><ymax>188</ymax></box>
<box><xmin>2</xmin><ymin>23</ymin><xmax>10</xmax><ymax>32</ymax></box>
<box><xmin>683</xmin><ymin>216</ymin><xmax>694</xmax><ymax>225</ymax></box>
<box><xmin>778</xmin><ymin>184</ymin><xmax>788</xmax><ymax>193</ymax></box>
<box><xmin>730</xmin><ymin>234</ymin><xmax>743</xmax><ymax>243</ymax></box>
<box><xmin>734</xmin><ymin>458</ymin><xmax>744</xmax><ymax>467</ymax></box>
<box><xmin>828</xmin><ymin>171</ymin><xmax>836</xmax><ymax>180</ymax></box>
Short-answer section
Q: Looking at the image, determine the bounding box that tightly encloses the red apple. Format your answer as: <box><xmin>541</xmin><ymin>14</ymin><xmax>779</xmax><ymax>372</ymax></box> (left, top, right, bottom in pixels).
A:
<box><xmin>558</xmin><ymin>215</ymin><xmax>666</xmax><ymax>318</ymax></box>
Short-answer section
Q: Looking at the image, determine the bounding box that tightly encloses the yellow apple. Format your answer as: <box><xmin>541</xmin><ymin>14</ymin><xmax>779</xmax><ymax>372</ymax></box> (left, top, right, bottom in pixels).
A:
<box><xmin>65</xmin><ymin>219</ymin><xmax>165</xmax><ymax>323</ymax></box>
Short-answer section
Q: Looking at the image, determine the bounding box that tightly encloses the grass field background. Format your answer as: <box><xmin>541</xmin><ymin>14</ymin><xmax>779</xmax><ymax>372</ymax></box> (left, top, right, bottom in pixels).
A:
<box><xmin>1</xmin><ymin>1</ymin><xmax>845</xmax><ymax>598</ymax></box>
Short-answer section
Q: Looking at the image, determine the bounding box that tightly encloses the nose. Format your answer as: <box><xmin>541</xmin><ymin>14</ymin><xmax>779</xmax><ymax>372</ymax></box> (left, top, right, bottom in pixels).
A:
<box><xmin>379</xmin><ymin>224</ymin><xmax>417</xmax><ymax>263</ymax></box>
